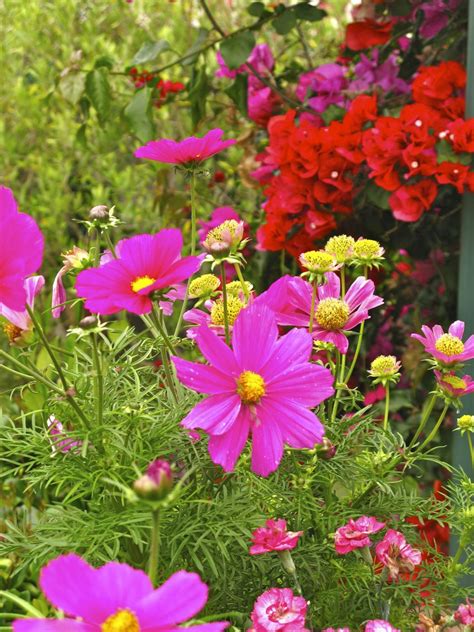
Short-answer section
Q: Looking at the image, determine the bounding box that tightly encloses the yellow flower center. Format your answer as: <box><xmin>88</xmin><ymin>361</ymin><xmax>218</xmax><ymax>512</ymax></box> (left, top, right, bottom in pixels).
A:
<box><xmin>207</xmin><ymin>219</ymin><xmax>240</xmax><ymax>241</ymax></box>
<box><xmin>226</xmin><ymin>280</ymin><xmax>252</xmax><ymax>296</ymax></box>
<box><xmin>370</xmin><ymin>355</ymin><xmax>399</xmax><ymax>377</ymax></box>
<box><xmin>435</xmin><ymin>333</ymin><xmax>464</xmax><ymax>356</ymax></box>
<box><xmin>353</xmin><ymin>239</ymin><xmax>382</xmax><ymax>260</ymax></box>
<box><xmin>458</xmin><ymin>415</ymin><xmax>474</xmax><ymax>431</ymax></box>
<box><xmin>189</xmin><ymin>274</ymin><xmax>220</xmax><ymax>298</ymax></box>
<box><xmin>210</xmin><ymin>296</ymin><xmax>244</xmax><ymax>326</ymax></box>
<box><xmin>102</xmin><ymin>609</ymin><xmax>140</xmax><ymax>632</ymax></box>
<box><xmin>131</xmin><ymin>275</ymin><xmax>156</xmax><ymax>293</ymax></box>
<box><xmin>3</xmin><ymin>323</ymin><xmax>23</xmax><ymax>344</ymax></box>
<box><xmin>324</xmin><ymin>235</ymin><xmax>355</xmax><ymax>263</ymax></box>
<box><xmin>237</xmin><ymin>371</ymin><xmax>266</xmax><ymax>404</ymax></box>
<box><xmin>315</xmin><ymin>298</ymin><xmax>350</xmax><ymax>330</ymax></box>
<box><xmin>442</xmin><ymin>374</ymin><xmax>466</xmax><ymax>389</ymax></box>
<box><xmin>300</xmin><ymin>250</ymin><xmax>335</xmax><ymax>272</ymax></box>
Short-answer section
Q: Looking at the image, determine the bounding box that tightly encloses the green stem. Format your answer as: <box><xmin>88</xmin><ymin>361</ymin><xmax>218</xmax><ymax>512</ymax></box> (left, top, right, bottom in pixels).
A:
<box><xmin>308</xmin><ymin>280</ymin><xmax>317</xmax><ymax>334</ymax></box>
<box><xmin>151</xmin><ymin>304</ymin><xmax>176</xmax><ymax>355</ymax></box>
<box><xmin>0</xmin><ymin>348</ymin><xmax>64</xmax><ymax>396</ymax></box>
<box><xmin>344</xmin><ymin>320</ymin><xmax>365</xmax><ymax>384</ymax></box>
<box><xmin>467</xmin><ymin>432</ymin><xmax>474</xmax><ymax>469</ymax></box>
<box><xmin>234</xmin><ymin>264</ymin><xmax>249</xmax><ymax>302</ymax></box>
<box><xmin>103</xmin><ymin>230</ymin><xmax>117</xmax><ymax>258</ymax></box>
<box><xmin>330</xmin><ymin>352</ymin><xmax>346</xmax><ymax>424</ymax></box>
<box><xmin>160</xmin><ymin>348</ymin><xmax>179</xmax><ymax>403</ymax></box>
<box><xmin>408</xmin><ymin>393</ymin><xmax>438</xmax><ymax>449</ymax></box>
<box><xmin>148</xmin><ymin>509</ymin><xmax>161</xmax><ymax>586</ymax></box>
<box><xmin>91</xmin><ymin>334</ymin><xmax>104</xmax><ymax>427</ymax></box>
<box><xmin>221</xmin><ymin>263</ymin><xmax>230</xmax><ymax>345</ymax></box>
<box><xmin>416</xmin><ymin>403</ymin><xmax>449</xmax><ymax>453</ymax></box>
<box><xmin>383</xmin><ymin>384</ymin><xmax>390</xmax><ymax>431</ymax></box>
<box><xmin>340</xmin><ymin>267</ymin><xmax>346</xmax><ymax>297</ymax></box>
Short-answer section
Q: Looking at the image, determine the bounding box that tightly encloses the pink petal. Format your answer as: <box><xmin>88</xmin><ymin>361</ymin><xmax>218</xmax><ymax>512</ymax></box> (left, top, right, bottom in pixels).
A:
<box><xmin>52</xmin><ymin>267</ymin><xmax>68</xmax><ymax>318</ymax></box>
<box><xmin>13</xmin><ymin>622</ymin><xmax>94</xmax><ymax>632</ymax></box>
<box><xmin>312</xmin><ymin>327</ymin><xmax>349</xmax><ymax>354</ymax></box>
<box><xmin>172</xmin><ymin>356</ymin><xmax>235</xmax><ymax>394</ymax></box>
<box><xmin>318</xmin><ymin>272</ymin><xmax>340</xmax><ymax>300</ymax></box>
<box><xmin>180</xmin><ymin>394</ymin><xmax>241</xmax><ymax>435</ymax></box>
<box><xmin>195</xmin><ymin>326</ymin><xmax>239</xmax><ymax>374</ymax></box>
<box><xmin>345</xmin><ymin>307</ymin><xmax>369</xmax><ymax>330</ymax></box>
<box><xmin>135</xmin><ymin>570</ymin><xmax>208</xmax><ymax>627</ymax></box>
<box><xmin>266</xmin><ymin>363</ymin><xmax>334</xmax><ymax>406</ymax></box>
<box><xmin>258</xmin><ymin>397</ymin><xmax>325</xmax><ymax>448</ymax></box>
<box><xmin>0</xmin><ymin>186</ymin><xmax>19</xmax><ymax>216</ymax></box>
<box><xmin>232</xmin><ymin>303</ymin><xmax>278</xmax><ymax>371</ymax></box>
<box><xmin>448</xmin><ymin>320</ymin><xmax>465</xmax><ymax>338</ymax></box>
<box><xmin>152</xmin><ymin>255</ymin><xmax>201</xmax><ymax>290</ymax></box>
<box><xmin>345</xmin><ymin>277</ymin><xmax>375</xmax><ymax>310</ymax></box>
<box><xmin>181</xmin><ymin>624</ymin><xmax>229</xmax><ymax>632</ymax></box>
<box><xmin>208</xmin><ymin>409</ymin><xmax>250</xmax><ymax>471</ymax></box>
<box><xmin>261</xmin><ymin>328</ymin><xmax>313</xmax><ymax>380</ymax></box>
<box><xmin>251</xmin><ymin>415</ymin><xmax>284</xmax><ymax>477</ymax></box>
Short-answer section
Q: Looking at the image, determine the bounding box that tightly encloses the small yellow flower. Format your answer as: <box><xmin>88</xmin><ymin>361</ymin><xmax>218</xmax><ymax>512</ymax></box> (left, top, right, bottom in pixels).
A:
<box><xmin>324</xmin><ymin>235</ymin><xmax>355</xmax><ymax>263</ymax></box>
<box><xmin>352</xmin><ymin>239</ymin><xmax>385</xmax><ymax>263</ymax></box>
<box><xmin>189</xmin><ymin>274</ymin><xmax>220</xmax><ymax>298</ymax></box>
<box><xmin>368</xmin><ymin>355</ymin><xmax>401</xmax><ymax>384</ymax></box>
<box><xmin>299</xmin><ymin>250</ymin><xmax>340</xmax><ymax>274</ymax></box>
<box><xmin>458</xmin><ymin>414</ymin><xmax>474</xmax><ymax>434</ymax></box>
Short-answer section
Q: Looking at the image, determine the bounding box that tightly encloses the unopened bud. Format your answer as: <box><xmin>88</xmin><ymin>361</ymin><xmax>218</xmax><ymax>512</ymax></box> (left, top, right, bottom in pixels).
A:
<box><xmin>133</xmin><ymin>459</ymin><xmax>173</xmax><ymax>501</ymax></box>
<box><xmin>79</xmin><ymin>315</ymin><xmax>98</xmax><ymax>329</ymax></box>
<box><xmin>89</xmin><ymin>205</ymin><xmax>110</xmax><ymax>220</ymax></box>
<box><xmin>278</xmin><ymin>550</ymin><xmax>296</xmax><ymax>574</ymax></box>
<box><xmin>203</xmin><ymin>220</ymin><xmax>244</xmax><ymax>255</ymax></box>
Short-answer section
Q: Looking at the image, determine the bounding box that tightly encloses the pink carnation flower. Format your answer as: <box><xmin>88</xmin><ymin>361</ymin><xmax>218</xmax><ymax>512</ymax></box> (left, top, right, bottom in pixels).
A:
<box><xmin>251</xmin><ymin>587</ymin><xmax>308</xmax><ymax>632</ymax></box>
<box><xmin>335</xmin><ymin>516</ymin><xmax>385</xmax><ymax>554</ymax></box>
<box><xmin>134</xmin><ymin>128</ymin><xmax>235</xmax><ymax>165</ymax></box>
<box><xmin>365</xmin><ymin>621</ymin><xmax>400</xmax><ymax>632</ymax></box>
<box><xmin>250</xmin><ymin>519</ymin><xmax>303</xmax><ymax>555</ymax></box>
<box><xmin>172</xmin><ymin>303</ymin><xmax>334</xmax><ymax>477</ymax></box>
<box><xmin>411</xmin><ymin>320</ymin><xmax>474</xmax><ymax>366</ymax></box>
<box><xmin>434</xmin><ymin>370</ymin><xmax>474</xmax><ymax>399</ymax></box>
<box><xmin>375</xmin><ymin>529</ymin><xmax>422</xmax><ymax>580</ymax></box>
<box><xmin>454</xmin><ymin>598</ymin><xmax>474</xmax><ymax>625</ymax></box>
<box><xmin>0</xmin><ymin>275</ymin><xmax>44</xmax><ymax>344</ymax></box>
<box><xmin>14</xmin><ymin>553</ymin><xmax>228</xmax><ymax>632</ymax></box>
<box><xmin>0</xmin><ymin>186</ymin><xmax>44</xmax><ymax>311</ymax></box>
<box><xmin>75</xmin><ymin>229</ymin><xmax>201</xmax><ymax>315</ymax></box>
<box><xmin>257</xmin><ymin>273</ymin><xmax>383</xmax><ymax>354</ymax></box>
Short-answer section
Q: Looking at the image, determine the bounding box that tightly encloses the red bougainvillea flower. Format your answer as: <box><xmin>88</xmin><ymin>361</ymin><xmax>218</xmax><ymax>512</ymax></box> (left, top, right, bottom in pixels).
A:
<box><xmin>134</xmin><ymin>128</ymin><xmax>235</xmax><ymax>165</ymax></box>
<box><xmin>75</xmin><ymin>229</ymin><xmax>201</xmax><ymax>315</ymax></box>
<box><xmin>13</xmin><ymin>553</ymin><xmax>228</xmax><ymax>632</ymax></box>
<box><xmin>172</xmin><ymin>303</ymin><xmax>334</xmax><ymax>477</ymax></box>
<box><xmin>258</xmin><ymin>273</ymin><xmax>383</xmax><ymax>354</ymax></box>
<box><xmin>250</xmin><ymin>588</ymin><xmax>308</xmax><ymax>631</ymax></box>
<box><xmin>334</xmin><ymin>516</ymin><xmax>385</xmax><ymax>554</ymax></box>
<box><xmin>365</xmin><ymin>620</ymin><xmax>401</xmax><ymax>632</ymax></box>
<box><xmin>375</xmin><ymin>529</ymin><xmax>422</xmax><ymax>580</ymax></box>
<box><xmin>412</xmin><ymin>61</ymin><xmax>466</xmax><ymax>109</ymax></box>
<box><xmin>388</xmin><ymin>180</ymin><xmax>438</xmax><ymax>222</ymax></box>
<box><xmin>454</xmin><ymin>599</ymin><xmax>474</xmax><ymax>625</ymax></box>
<box><xmin>0</xmin><ymin>275</ymin><xmax>44</xmax><ymax>344</ymax></box>
<box><xmin>0</xmin><ymin>186</ymin><xmax>44</xmax><ymax>311</ymax></box>
<box><xmin>250</xmin><ymin>519</ymin><xmax>303</xmax><ymax>555</ymax></box>
<box><xmin>411</xmin><ymin>320</ymin><xmax>474</xmax><ymax>366</ymax></box>
<box><xmin>434</xmin><ymin>370</ymin><xmax>474</xmax><ymax>399</ymax></box>
<box><xmin>344</xmin><ymin>19</ymin><xmax>393</xmax><ymax>51</ymax></box>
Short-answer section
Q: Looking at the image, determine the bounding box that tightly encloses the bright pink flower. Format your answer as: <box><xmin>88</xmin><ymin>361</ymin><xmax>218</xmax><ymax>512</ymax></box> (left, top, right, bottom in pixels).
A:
<box><xmin>0</xmin><ymin>275</ymin><xmax>44</xmax><ymax>343</ymax></box>
<box><xmin>172</xmin><ymin>303</ymin><xmax>334</xmax><ymax>477</ymax></box>
<box><xmin>47</xmin><ymin>417</ymin><xmax>83</xmax><ymax>455</ymax></box>
<box><xmin>454</xmin><ymin>598</ymin><xmax>474</xmax><ymax>625</ymax></box>
<box><xmin>251</xmin><ymin>587</ymin><xmax>308</xmax><ymax>632</ymax></box>
<box><xmin>75</xmin><ymin>230</ymin><xmax>201</xmax><ymax>315</ymax></box>
<box><xmin>250</xmin><ymin>519</ymin><xmax>303</xmax><ymax>555</ymax></box>
<box><xmin>375</xmin><ymin>529</ymin><xmax>422</xmax><ymax>580</ymax></box>
<box><xmin>0</xmin><ymin>186</ymin><xmax>44</xmax><ymax>311</ymax></box>
<box><xmin>14</xmin><ymin>553</ymin><xmax>228</xmax><ymax>632</ymax></box>
<box><xmin>323</xmin><ymin>628</ymin><xmax>350</xmax><ymax>632</ymax></box>
<box><xmin>434</xmin><ymin>370</ymin><xmax>474</xmax><ymax>399</ymax></box>
<box><xmin>134</xmin><ymin>128</ymin><xmax>235</xmax><ymax>165</ymax></box>
<box><xmin>258</xmin><ymin>274</ymin><xmax>383</xmax><ymax>354</ymax></box>
<box><xmin>334</xmin><ymin>516</ymin><xmax>385</xmax><ymax>554</ymax></box>
<box><xmin>411</xmin><ymin>320</ymin><xmax>474</xmax><ymax>366</ymax></box>
<box><xmin>365</xmin><ymin>621</ymin><xmax>400</xmax><ymax>632</ymax></box>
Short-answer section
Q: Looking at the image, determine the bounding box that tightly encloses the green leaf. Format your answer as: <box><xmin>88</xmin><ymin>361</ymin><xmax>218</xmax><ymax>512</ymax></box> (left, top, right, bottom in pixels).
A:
<box><xmin>436</xmin><ymin>139</ymin><xmax>471</xmax><ymax>165</ymax></box>
<box><xmin>321</xmin><ymin>104</ymin><xmax>346</xmax><ymax>124</ymax></box>
<box><xmin>94</xmin><ymin>55</ymin><xmax>115</xmax><ymax>69</ymax></box>
<box><xmin>182</xmin><ymin>28</ymin><xmax>209</xmax><ymax>67</ymax></box>
<box><xmin>188</xmin><ymin>66</ymin><xmax>209</xmax><ymax>127</ymax></box>
<box><xmin>366</xmin><ymin>182</ymin><xmax>391</xmax><ymax>209</ymax></box>
<box><xmin>124</xmin><ymin>86</ymin><xmax>155</xmax><ymax>142</ymax></box>
<box><xmin>219</xmin><ymin>30</ymin><xmax>255</xmax><ymax>70</ymax></box>
<box><xmin>294</xmin><ymin>3</ymin><xmax>326</xmax><ymax>21</ymax></box>
<box><xmin>273</xmin><ymin>9</ymin><xmax>297</xmax><ymax>34</ymax></box>
<box><xmin>85</xmin><ymin>68</ymin><xmax>111</xmax><ymax>125</ymax></box>
<box><xmin>132</xmin><ymin>40</ymin><xmax>169</xmax><ymax>65</ymax></box>
<box><xmin>59</xmin><ymin>72</ymin><xmax>86</xmax><ymax>105</ymax></box>
<box><xmin>225</xmin><ymin>74</ymin><xmax>248</xmax><ymax>117</ymax></box>
<box><xmin>247</xmin><ymin>1</ymin><xmax>265</xmax><ymax>16</ymax></box>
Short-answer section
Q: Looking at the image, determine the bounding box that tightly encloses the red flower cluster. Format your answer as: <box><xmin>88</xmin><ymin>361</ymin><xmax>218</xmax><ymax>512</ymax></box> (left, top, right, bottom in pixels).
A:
<box><xmin>256</xmin><ymin>95</ymin><xmax>377</xmax><ymax>257</ymax></box>
<box><xmin>128</xmin><ymin>67</ymin><xmax>185</xmax><ymax>107</ymax></box>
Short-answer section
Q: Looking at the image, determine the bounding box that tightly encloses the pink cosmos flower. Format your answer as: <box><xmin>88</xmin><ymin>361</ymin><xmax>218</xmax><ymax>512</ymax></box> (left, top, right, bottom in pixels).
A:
<box><xmin>0</xmin><ymin>275</ymin><xmax>44</xmax><ymax>344</ymax></box>
<box><xmin>411</xmin><ymin>321</ymin><xmax>474</xmax><ymax>366</ymax></box>
<box><xmin>250</xmin><ymin>519</ymin><xmax>303</xmax><ymax>555</ymax></box>
<box><xmin>75</xmin><ymin>229</ymin><xmax>201</xmax><ymax>315</ymax></box>
<box><xmin>47</xmin><ymin>417</ymin><xmax>83</xmax><ymax>454</ymax></box>
<box><xmin>52</xmin><ymin>247</ymin><xmax>89</xmax><ymax>318</ymax></box>
<box><xmin>375</xmin><ymin>529</ymin><xmax>422</xmax><ymax>580</ymax></box>
<box><xmin>13</xmin><ymin>553</ymin><xmax>228</xmax><ymax>632</ymax></box>
<box><xmin>250</xmin><ymin>588</ymin><xmax>308</xmax><ymax>632</ymax></box>
<box><xmin>0</xmin><ymin>186</ymin><xmax>44</xmax><ymax>311</ymax></box>
<box><xmin>434</xmin><ymin>370</ymin><xmax>474</xmax><ymax>399</ymax></box>
<box><xmin>257</xmin><ymin>274</ymin><xmax>383</xmax><ymax>354</ymax></box>
<box><xmin>134</xmin><ymin>128</ymin><xmax>235</xmax><ymax>165</ymax></box>
<box><xmin>172</xmin><ymin>303</ymin><xmax>334</xmax><ymax>477</ymax></box>
<box><xmin>365</xmin><ymin>621</ymin><xmax>400</xmax><ymax>632</ymax></box>
<box><xmin>335</xmin><ymin>516</ymin><xmax>385</xmax><ymax>554</ymax></box>
<box><xmin>454</xmin><ymin>598</ymin><xmax>474</xmax><ymax>625</ymax></box>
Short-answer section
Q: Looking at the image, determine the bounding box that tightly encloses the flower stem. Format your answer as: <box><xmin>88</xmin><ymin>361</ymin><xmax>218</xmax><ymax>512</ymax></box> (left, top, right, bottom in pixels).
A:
<box><xmin>408</xmin><ymin>393</ymin><xmax>438</xmax><ymax>449</ymax></box>
<box><xmin>416</xmin><ymin>403</ymin><xmax>449</xmax><ymax>453</ymax></box>
<box><xmin>383</xmin><ymin>384</ymin><xmax>390</xmax><ymax>432</ymax></box>
<box><xmin>91</xmin><ymin>333</ymin><xmax>104</xmax><ymax>427</ymax></box>
<box><xmin>221</xmin><ymin>263</ymin><xmax>230</xmax><ymax>345</ymax></box>
<box><xmin>344</xmin><ymin>321</ymin><xmax>365</xmax><ymax>384</ymax></box>
<box><xmin>103</xmin><ymin>230</ymin><xmax>117</xmax><ymax>258</ymax></box>
<box><xmin>308</xmin><ymin>280</ymin><xmax>317</xmax><ymax>334</ymax></box>
<box><xmin>234</xmin><ymin>264</ymin><xmax>249</xmax><ymax>302</ymax></box>
<box><xmin>467</xmin><ymin>432</ymin><xmax>474</xmax><ymax>469</ymax></box>
<box><xmin>151</xmin><ymin>303</ymin><xmax>176</xmax><ymax>355</ymax></box>
<box><xmin>330</xmin><ymin>352</ymin><xmax>346</xmax><ymax>424</ymax></box>
<box><xmin>148</xmin><ymin>508</ymin><xmax>161</xmax><ymax>586</ymax></box>
<box><xmin>340</xmin><ymin>267</ymin><xmax>346</xmax><ymax>297</ymax></box>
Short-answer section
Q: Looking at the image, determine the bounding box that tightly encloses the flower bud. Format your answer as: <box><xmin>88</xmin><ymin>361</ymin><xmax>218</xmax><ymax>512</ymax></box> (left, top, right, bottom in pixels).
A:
<box><xmin>299</xmin><ymin>250</ymin><xmax>340</xmax><ymax>275</ymax></box>
<box><xmin>133</xmin><ymin>459</ymin><xmax>173</xmax><ymax>501</ymax></box>
<box><xmin>368</xmin><ymin>355</ymin><xmax>401</xmax><ymax>385</ymax></box>
<box><xmin>189</xmin><ymin>274</ymin><xmax>220</xmax><ymax>298</ymax></box>
<box><xmin>352</xmin><ymin>238</ymin><xmax>385</xmax><ymax>264</ymax></box>
<box><xmin>226</xmin><ymin>280</ymin><xmax>253</xmax><ymax>296</ymax></box>
<box><xmin>203</xmin><ymin>219</ymin><xmax>244</xmax><ymax>255</ymax></box>
<box><xmin>277</xmin><ymin>550</ymin><xmax>296</xmax><ymax>574</ymax></box>
<box><xmin>324</xmin><ymin>235</ymin><xmax>355</xmax><ymax>263</ymax></box>
<box><xmin>79</xmin><ymin>315</ymin><xmax>98</xmax><ymax>329</ymax></box>
<box><xmin>457</xmin><ymin>414</ymin><xmax>474</xmax><ymax>434</ymax></box>
<box><xmin>89</xmin><ymin>205</ymin><xmax>110</xmax><ymax>220</ymax></box>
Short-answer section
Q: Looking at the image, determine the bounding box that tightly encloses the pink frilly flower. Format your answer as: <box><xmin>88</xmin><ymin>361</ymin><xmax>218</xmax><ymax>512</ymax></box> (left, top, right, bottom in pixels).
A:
<box><xmin>365</xmin><ymin>621</ymin><xmax>400</xmax><ymax>632</ymax></box>
<box><xmin>250</xmin><ymin>519</ymin><xmax>303</xmax><ymax>555</ymax></box>
<box><xmin>257</xmin><ymin>273</ymin><xmax>383</xmax><ymax>354</ymax></box>
<box><xmin>250</xmin><ymin>587</ymin><xmax>308</xmax><ymax>632</ymax></box>
<box><xmin>0</xmin><ymin>275</ymin><xmax>44</xmax><ymax>344</ymax></box>
<box><xmin>454</xmin><ymin>598</ymin><xmax>474</xmax><ymax>625</ymax></box>
<box><xmin>75</xmin><ymin>229</ymin><xmax>201</xmax><ymax>315</ymax></box>
<box><xmin>47</xmin><ymin>417</ymin><xmax>83</xmax><ymax>454</ymax></box>
<box><xmin>375</xmin><ymin>529</ymin><xmax>422</xmax><ymax>580</ymax></box>
<box><xmin>0</xmin><ymin>186</ymin><xmax>44</xmax><ymax>312</ymax></box>
<box><xmin>13</xmin><ymin>553</ymin><xmax>228</xmax><ymax>632</ymax></box>
<box><xmin>434</xmin><ymin>370</ymin><xmax>474</xmax><ymax>399</ymax></box>
<box><xmin>411</xmin><ymin>320</ymin><xmax>474</xmax><ymax>366</ymax></box>
<box><xmin>134</xmin><ymin>128</ymin><xmax>235</xmax><ymax>165</ymax></box>
<box><xmin>335</xmin><ymin>516</ymin><xmax>386</xmax><ymax>554</ymax></box>
<box><xmin>52</xmin><ymin>247</ymin><xmax>90</xmax><ymax>318</ymax></box>
<box><xmin>172</xmin><ymin>303</ymin><xmax>334</xmax><ymax>477</ymax></box>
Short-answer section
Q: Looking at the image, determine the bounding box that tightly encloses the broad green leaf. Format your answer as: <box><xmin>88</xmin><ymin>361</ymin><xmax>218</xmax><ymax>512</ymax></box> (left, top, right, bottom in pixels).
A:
<box><xmin>59</xmin><ymin>72</ymin><xmax>85</xmax><ymax>105</ymax></box>
<box><xmin>436</xmin><ymin>139</ymin><xmax>471</xmax><ymax>165</ymax></box>
<box><xmin>225</xmin><ymin>74</ymin><xmax>248</xmax><ymax>117</ymax></box>
<box><xmin>294</xmin><ymin>3</ymin><xmax>326</xmax><ymax>21</ymax></box>
<box><xmin>182</xmin><ymin>28</ymin><xmax>209</xmax><ymax>66</ymax></box>
<box><xmin>132</xmin><ymin>40</ymin><xmax>170</xmax><ymax>65</ymax></box>
<box><xmin>273</xmin><ymin>9</ymin><xmax>297</xmax><ymax>34</ymax></box>
<box><xmin>85</xmin><ymin>68</ymin><xmax>111</xmax><ymax>125</ymax></box>
<box><xmin>321</xmin><ymin>104</ymin><xmax>346</xmax><ymax>124</ymax></box>
<box><xmin>247</xmin><ymin>1</ymin><xmax>265</xmax><ymax>16</ymax></box>
<box><xmin>219</xmin><ymin>31</ymin><xmax>255</xmax><ymax>70</ymax></box>
<box><xmin>366</xmin><ymin>182</ymin><xmax>391</xmax><ymax>209</ymax></box>
<box><xmin>188</xmin><ymin>66</ymin><xmax>209</xmax><ymax>127</ymax></box>
<box><xmin>124</xmin><ymin>86</ymin><xmax>155</xmax><ymax>142</ymax></box>
<box><xmin>94</xmin><ymin>55</ymin><xmax>115</xmax><ymax>69</ymax></box>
